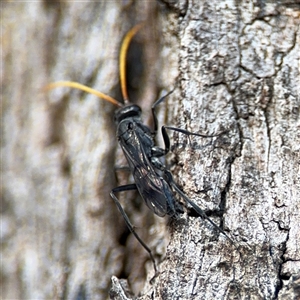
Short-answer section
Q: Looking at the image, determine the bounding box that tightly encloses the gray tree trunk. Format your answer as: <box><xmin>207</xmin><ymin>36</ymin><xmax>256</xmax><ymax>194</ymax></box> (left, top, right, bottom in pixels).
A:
<box><xmin>2</xmin><ymin>1</ymin><xmax>299</xmax><ymax>300</ymax></box>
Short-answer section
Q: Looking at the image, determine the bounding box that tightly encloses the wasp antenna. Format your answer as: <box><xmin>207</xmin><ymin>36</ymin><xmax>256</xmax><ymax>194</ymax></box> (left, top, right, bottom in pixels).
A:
<box><xmin>119</xmin><ymin>23</ymin><xmax>144</xmax><ymax>105</ymax></box>
<box><xmin>44</xmin><ymin>81</ymin><xmax>122</xmax><ymax>108</ymax></box>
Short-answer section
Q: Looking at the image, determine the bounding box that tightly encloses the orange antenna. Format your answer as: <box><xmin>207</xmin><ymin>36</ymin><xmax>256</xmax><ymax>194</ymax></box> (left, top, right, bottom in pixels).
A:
<box><xmin>119</xmin><ymin>23</ymin><xmax>144</xmax><ymax>104</ymax></box>
<box><xmin>44</xmin><ymin>81</ymin><xmax>122</xmax><ymax>107</ymax></box>
<box><xmin>45</xmin><ymin>24</ymin><xmax>143</xmax><ymax>107</ymax></box>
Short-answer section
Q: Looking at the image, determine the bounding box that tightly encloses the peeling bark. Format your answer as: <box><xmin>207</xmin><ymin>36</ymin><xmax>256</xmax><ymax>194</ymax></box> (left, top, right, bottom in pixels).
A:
<box><xmin>2</xmin><ymin>1</ymin><xmax>299</xmax><ymax>300</ymax></box>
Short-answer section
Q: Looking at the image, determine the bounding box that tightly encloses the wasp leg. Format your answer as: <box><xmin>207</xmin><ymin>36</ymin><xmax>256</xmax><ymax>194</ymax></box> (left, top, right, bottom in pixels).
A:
<box><xmin>110</xmin><ymin>184</ymin><xmax>158</xmax><ymax>275</ymax></box>
<box><xmin>151</xmin><ymin>89</ymin><xmax>175</xmax><ymax>135</ymax></box>
<box><xmin>162</xmin><ymin>125</ymin><xmax>225</xmax><ymax>152</ymax></box>
<box><xmin>163</xmin><ymin>170</ymin><xmax>238</xmax><ymax>248</ymax></box>
<box><xmin>163</xmin><ymin>126</ymin><xmax>218</xmax><ymax>138</ymax></box>
<box><xmin>151</xmin><ymin>122</ymin><xmax>224</xmax><ymax>159</ymax></box>
<box><xmin>151</xmin><ymin>88</ymin><xmax>223</xmax><ymax>154</ymax></box>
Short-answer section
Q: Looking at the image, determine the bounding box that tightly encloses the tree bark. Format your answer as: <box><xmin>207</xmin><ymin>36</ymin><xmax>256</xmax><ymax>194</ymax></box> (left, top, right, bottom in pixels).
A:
<box><xmin>2</xmin><ymin>1</ymin><xmax>299</xmax><ymax>300</ymax></box>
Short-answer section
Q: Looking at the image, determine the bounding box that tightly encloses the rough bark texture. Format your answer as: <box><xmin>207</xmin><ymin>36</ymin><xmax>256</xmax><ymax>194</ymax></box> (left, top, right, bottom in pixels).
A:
<box><xmin>1</xmin><ymin>1</ymin><xmax>300</xmax><ymax>300</ymax></box>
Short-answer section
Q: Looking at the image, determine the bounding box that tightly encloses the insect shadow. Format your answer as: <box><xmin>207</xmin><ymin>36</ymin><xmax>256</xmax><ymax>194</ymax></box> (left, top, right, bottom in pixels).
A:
<box><xmin>45</xmin><ymin>24</ymin><xmax>237</xmax><ymax>278</ymax></box>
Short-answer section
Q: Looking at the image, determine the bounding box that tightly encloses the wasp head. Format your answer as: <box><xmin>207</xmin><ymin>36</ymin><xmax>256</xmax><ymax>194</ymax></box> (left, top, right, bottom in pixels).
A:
<box><xmin>114</xmin><ymin>104</ymin><xmax>142</xmax><ymax>124</ymax></box>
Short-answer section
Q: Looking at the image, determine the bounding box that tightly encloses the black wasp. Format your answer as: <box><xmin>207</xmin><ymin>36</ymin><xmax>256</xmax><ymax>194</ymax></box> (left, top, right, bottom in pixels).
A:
<box><xmin>46</xmin><ymin>24</ymin><xmax>235</xmax><ymax>276</ymax></box>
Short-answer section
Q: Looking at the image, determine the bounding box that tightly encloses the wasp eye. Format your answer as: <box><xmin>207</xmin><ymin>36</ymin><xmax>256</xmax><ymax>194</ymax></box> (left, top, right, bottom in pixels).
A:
<box><xmin>128</xmin><ymin>122</ymin><xmax>134</xmax><ymax>130</ymax></box>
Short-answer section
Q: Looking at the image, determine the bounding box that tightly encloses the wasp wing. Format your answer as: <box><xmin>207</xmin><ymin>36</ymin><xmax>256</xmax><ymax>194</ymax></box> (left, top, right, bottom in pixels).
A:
<box><xmin>120</xmin><ymin>133</ymin><xmax>170</xmax><ymax>217</ymax></box>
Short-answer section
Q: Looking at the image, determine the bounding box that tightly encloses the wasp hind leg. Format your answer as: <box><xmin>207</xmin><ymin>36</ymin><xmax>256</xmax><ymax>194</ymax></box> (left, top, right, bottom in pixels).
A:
<box><xmin>110</xmin><ymin>184</ymin><xmax>158</xmax><ymax>278</ymax></box>
<box><xmin>163</xmin><ymin>169</ymin><xmax>238</xmax><ymax>250</ymax></box>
